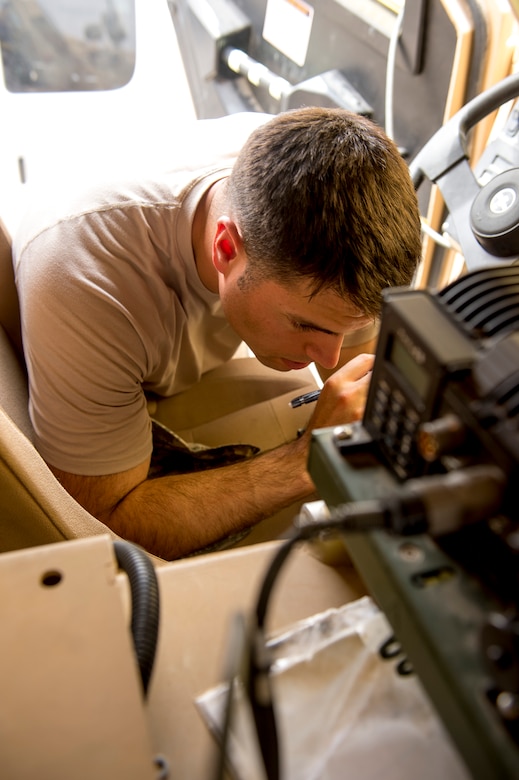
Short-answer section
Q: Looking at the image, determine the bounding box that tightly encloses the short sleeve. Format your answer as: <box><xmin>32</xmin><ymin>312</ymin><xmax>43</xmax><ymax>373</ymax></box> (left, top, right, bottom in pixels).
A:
<box><xmin>18</xmin><ymin>220</ymin><xmax>154</xmax><ymax>476</ymax></box>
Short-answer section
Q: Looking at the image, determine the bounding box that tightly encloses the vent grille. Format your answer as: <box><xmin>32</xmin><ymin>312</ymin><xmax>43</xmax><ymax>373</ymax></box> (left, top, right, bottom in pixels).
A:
<box><xmin>437</xmin><ymin>266</ymin><xmax>519</xmax><ymax>339</ymax></box>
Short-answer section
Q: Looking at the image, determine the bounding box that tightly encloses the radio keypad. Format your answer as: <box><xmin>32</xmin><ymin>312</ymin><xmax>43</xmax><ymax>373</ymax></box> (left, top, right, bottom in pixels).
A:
<box><xmin>370</xmin><ymin>380</ymin><xmax>421</xmax><ymax>477</ymax></box>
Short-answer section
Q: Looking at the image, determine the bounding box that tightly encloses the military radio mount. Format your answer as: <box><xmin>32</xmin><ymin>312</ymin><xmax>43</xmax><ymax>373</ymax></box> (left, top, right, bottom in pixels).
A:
<box><xmin>309</xmin><ymin>264</ymin><xmax>519</xmax><ymax>780</ymax></box>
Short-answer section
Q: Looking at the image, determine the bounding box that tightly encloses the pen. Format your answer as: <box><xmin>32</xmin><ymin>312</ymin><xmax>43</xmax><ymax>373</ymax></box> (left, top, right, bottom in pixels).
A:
<box><xmin>289</xmin><ymin>389</ymin><xmax>321</xmax><ymax>408</ymax></box>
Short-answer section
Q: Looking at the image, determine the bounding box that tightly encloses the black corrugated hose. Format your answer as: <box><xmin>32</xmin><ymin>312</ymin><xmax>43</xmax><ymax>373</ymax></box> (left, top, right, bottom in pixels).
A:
<box><xmin>113</xmin><ymin>540</ymin><xmax>160</xmax><ymax>696</ymax></box>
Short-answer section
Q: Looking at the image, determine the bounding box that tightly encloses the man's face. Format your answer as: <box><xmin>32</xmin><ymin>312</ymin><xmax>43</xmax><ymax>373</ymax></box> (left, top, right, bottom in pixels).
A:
<box><xmin>219</xmin><ymin>264</ymin><xmax>373</xmax><ymax>372</ymax></box>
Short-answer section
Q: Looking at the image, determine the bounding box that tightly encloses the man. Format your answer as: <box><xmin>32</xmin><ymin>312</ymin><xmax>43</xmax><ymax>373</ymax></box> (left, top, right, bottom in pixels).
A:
<box><xmin>13</xmin><ymin>107</ymin><xmax>422</xmax><ymax>560</ymax></box>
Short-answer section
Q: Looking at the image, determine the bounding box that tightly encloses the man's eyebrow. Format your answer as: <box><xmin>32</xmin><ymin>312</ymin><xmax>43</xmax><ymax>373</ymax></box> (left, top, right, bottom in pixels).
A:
<box><xmin>291</xmin><ymin>316</ymin><xmax>341</xmax><ymax>336</ymax></box>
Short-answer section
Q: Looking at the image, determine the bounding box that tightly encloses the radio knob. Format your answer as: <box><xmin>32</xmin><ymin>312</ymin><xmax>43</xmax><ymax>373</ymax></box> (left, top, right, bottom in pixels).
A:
<box><xmin>417</xmin><ymin>414</ymin><xmax>466</xmax><ymax>461</ymax></box>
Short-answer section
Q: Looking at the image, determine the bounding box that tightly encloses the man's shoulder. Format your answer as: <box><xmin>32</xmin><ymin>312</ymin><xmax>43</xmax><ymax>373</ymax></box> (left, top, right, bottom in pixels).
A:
<box><xmin>12</xmin><ymin>168</ymin><xmax>191</xmax><ymax>258</ymax></box>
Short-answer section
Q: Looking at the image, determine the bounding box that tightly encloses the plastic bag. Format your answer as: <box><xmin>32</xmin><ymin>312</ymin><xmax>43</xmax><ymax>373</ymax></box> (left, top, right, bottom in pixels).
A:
<box><xmin>196</xmin><ymin>596</ymin><xmax>470</xmax><ymax>780</ymax></box>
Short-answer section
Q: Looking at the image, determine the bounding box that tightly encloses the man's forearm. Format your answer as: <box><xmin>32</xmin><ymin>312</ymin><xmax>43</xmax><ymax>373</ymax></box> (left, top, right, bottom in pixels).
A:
<box><xmin>106</xmin><ymin>435</ymin><xmax>314</xmax><ymax>559</ymax></box>
<box><xmin>49</xmin><ymin>354</ymin><xmax>373</xmax><ymax>560</ymax></box>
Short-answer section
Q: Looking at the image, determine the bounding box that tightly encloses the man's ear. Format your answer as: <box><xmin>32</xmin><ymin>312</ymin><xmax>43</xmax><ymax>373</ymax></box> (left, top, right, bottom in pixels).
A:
<box><xmin>213</xmin><ymin>217</ymin><xmax>243</xmax><ymax>274</ymax></box>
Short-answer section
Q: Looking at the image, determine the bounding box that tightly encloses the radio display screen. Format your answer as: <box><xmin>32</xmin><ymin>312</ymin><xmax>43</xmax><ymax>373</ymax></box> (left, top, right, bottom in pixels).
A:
<box><xmin>389</xmin><ymin>334</ymin><xmax>429</xmax><ymax>400</ymax></box>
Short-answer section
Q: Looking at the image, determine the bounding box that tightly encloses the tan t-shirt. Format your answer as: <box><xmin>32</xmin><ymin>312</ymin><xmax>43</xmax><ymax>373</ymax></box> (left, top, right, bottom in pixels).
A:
<box><xmin>14</xmin><ymin>163</ymin><xmax>247</xmax><ymax>475</ymax></box>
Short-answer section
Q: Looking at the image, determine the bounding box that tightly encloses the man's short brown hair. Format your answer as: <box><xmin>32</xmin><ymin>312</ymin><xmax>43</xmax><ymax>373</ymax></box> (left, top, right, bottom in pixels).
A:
<box><xmin>228</xmin><ymin>107</ymin><xmax>422</xmax><ymax>316</ymax></box>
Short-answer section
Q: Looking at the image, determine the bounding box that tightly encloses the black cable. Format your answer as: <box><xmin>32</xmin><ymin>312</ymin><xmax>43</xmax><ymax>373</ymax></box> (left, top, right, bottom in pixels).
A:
<box><xmin>255</xmin><ymin>504</ymin><xmax>388</xmax><ymax>632</ymax></box>
<box><xmin>213</xmin><ymin>612</ymin><xmax>248</xmax><ymax>780</ymax></box>
<box><xmin>247</xmin><ymin>495</ymin><xmax>429</xmax><ymax>778</ymax></box>
<box><xmin>248</xmin><ymin>504</ymin><xmax>388</xmax><ymax>780</ymax></box>
<box><xmin>247</xmin><ymin>621</ymin><xmax>281</xmax><ymax>780</ymax></box>
<box><xmin>113</xmin><ymin>540</ymin><xmax>160</xmax><ymax>696</ymax></box>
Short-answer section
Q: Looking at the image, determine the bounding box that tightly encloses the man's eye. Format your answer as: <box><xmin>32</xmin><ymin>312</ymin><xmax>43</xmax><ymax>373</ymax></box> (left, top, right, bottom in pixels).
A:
<box><xmin>292</xmin><ymin>321</ymin><xmax>314</xmax><ymax>332</ymax></box>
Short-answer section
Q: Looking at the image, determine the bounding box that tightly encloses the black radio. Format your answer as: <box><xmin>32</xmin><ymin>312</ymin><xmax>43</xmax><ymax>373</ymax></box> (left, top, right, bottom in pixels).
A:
<box><xmin>360</xmin><ymin>265</ymin><xmax>519</xmax><ymax>483</ymax></box>
<box><xmin>363</xmin><ymin>289</ymin><xmax>474</xmax><ymax>479</ymax></box>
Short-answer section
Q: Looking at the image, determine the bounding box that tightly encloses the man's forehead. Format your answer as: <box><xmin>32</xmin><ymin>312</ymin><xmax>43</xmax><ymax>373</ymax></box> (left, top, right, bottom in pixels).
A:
<box><xmin>305</xmin><ymin>283</ymin><xmax>367</xmax><ymax>319</ymax></box>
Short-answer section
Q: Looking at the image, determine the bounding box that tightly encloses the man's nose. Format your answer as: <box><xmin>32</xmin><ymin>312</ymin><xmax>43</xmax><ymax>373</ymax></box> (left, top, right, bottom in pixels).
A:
<box><xmin>305</xmin><ymin>335</ymin><xmax>343</xmax><ymax>369</ymax></box>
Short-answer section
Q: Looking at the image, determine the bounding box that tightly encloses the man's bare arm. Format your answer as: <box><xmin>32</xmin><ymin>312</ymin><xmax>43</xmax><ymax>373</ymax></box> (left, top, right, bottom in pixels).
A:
<box><xmin>51</xmin><ymin>438</ymin><xmax>312</xmax><ymax>560</ymax></box>
<box><xmin>49</xmin><ymin>353</ymin><xmax>374</xmax><ymax>560</ymax></box>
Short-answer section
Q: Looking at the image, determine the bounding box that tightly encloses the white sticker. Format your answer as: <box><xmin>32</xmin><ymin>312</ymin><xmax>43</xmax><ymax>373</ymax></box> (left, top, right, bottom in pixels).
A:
<box><xmin>262</xmin><ymin>0</ymin><xmax>314</xmax><ymax>68</ymax></box>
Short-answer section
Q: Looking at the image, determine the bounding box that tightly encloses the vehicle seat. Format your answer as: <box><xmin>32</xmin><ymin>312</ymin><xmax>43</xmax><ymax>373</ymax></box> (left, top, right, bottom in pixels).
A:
<box><xmin>0</xmin><ymin>217</ymin><xmax>126</xmax><ymax>555</ymax></box>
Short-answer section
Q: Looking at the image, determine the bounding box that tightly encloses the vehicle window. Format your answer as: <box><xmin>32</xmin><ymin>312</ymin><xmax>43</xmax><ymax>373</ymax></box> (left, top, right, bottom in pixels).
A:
<box><xmin>0</xmin><ymin>0</ymin><xmax>136</xmax><ymax>93</ymax></box>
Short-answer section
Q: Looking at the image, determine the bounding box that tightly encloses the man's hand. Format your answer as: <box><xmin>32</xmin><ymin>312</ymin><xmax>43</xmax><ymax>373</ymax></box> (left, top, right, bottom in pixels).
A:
<box><xmin>306</xmin><ymin>352</ymin><xmax>374</xmax><ymax>432</ymax></box>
